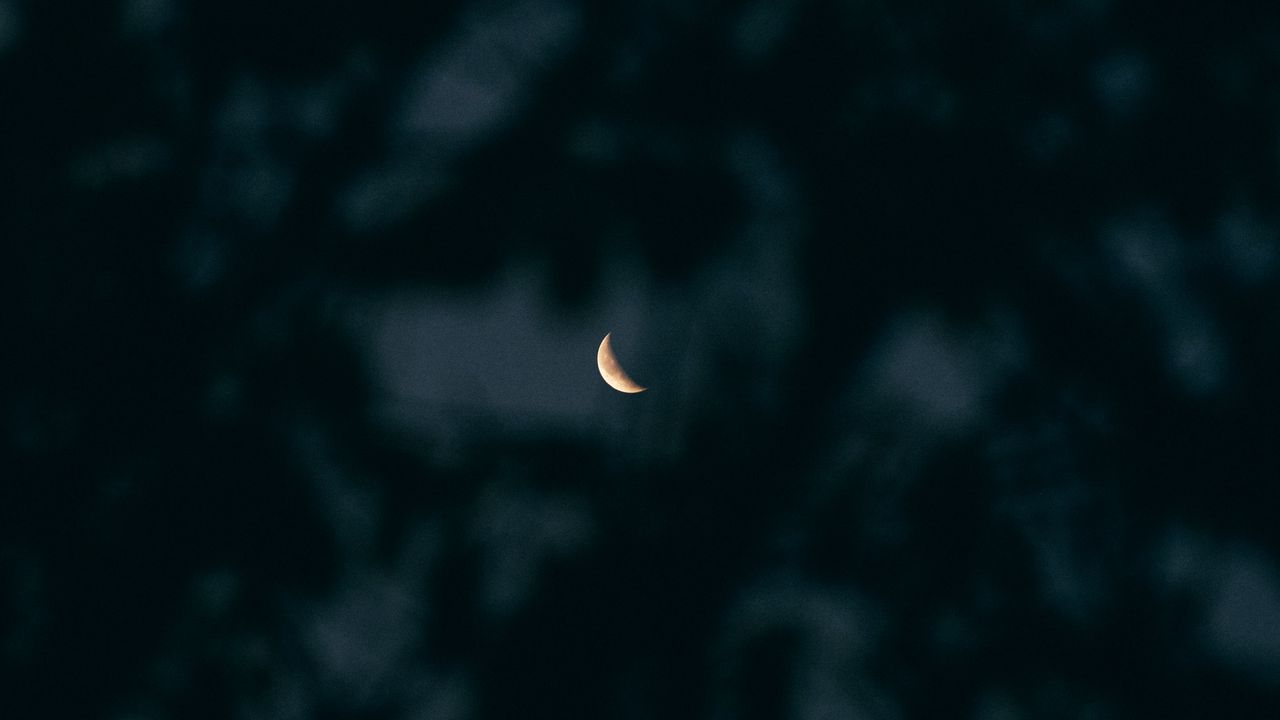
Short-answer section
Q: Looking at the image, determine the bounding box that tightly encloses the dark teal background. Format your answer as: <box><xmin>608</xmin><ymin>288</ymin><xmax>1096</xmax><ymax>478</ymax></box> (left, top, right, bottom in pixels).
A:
<box><xmin>4</xmin><ymin>1</ymin><xmax>1280</xmax><ymax>718</ymax></box>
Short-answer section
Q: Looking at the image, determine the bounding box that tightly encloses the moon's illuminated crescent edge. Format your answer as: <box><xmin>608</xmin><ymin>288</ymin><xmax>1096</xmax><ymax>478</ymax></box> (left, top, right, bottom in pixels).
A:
<box><xmin>597</xmin><ymin>333</ymin><xmax>647</xmax><ymax>393</ymax></box>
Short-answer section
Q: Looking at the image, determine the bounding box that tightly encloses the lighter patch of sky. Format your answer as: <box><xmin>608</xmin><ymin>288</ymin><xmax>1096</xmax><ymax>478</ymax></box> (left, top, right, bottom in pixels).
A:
<box><xmin>186</xmin><ymin>78</ymin><xmax>297</xmax><ymax>237</ymax></box>
<box><xmin>732</xmin><ymin>0</ymin><xmax>796</xmax><ymax>62</ymax></box>
<box><xmin>120</xmin><ymin>0</ymin><xmax>175</xmax><ymax>38</ymax></box>
<box><xmin>0</xmin><ymin>2</ymin><xmax>20</xmax><ymax>55</ymax></box>
<box><xmin>1157</xmin><ymin>528</ymin><xmax>1280</xmax><ymax>682</ymax></box>
<box><xmin>1215</xmin><ymin>200</ymin><xmax>1277</xmax><ymax>287</ymax></box>
<box><xmin>1102</xmin><ymin>209</ymin><xmax>1230</xmax><ymax>396</ymax></box>
<box><xmin>301</xmin><ymin>571</ymin><xmax>427</xmax><ymax>708</ymax></box>
<box><xmin>234</xmin><ymin>420</ymin><xmax>450</xmax><ymax>718</ymax></box>
<box><xmin>396</xmin><ymin>0</ymin><xmax>579</xmax><ymax>141</ymax></box>
<box><xmin>1019</xmin><ymin>489</ymin><xmax>1113</xmax><ymax>622</ymax></box>
<box><xmin>715</xmin><ymin>577</ymin><xmax>897</xmax><ymax>720</ymax></box>
<box><xmin>340</xmin><ymin>0</ymin><xmax>581</xmax><ymax>233</ymax></box>
<box><xmin>1207</xmin><ymin>547</ymin><xmax>1280</xmax><ymax>680</ymax></box>
<box><xmin>1093</xmin><ymin>49</ymin><xmax>1153</xmax><ymax>120</ymax></box>
<box><xmin>798</xmin><ymin>311</ymin><xmax>1027</xmax><ymax>549</ymax></box>
<box><xmin>851</xmin><ymin>310</ymin><xmax>1026</xmax><ymax>437</ymax></box>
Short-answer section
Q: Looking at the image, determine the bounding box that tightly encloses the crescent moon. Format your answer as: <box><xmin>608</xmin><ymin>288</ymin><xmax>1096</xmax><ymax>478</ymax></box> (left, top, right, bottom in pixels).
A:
<box><xmin>597</xmin><ymin>333</ymin><xmax>647</xmax><ymax>393</ymax></box>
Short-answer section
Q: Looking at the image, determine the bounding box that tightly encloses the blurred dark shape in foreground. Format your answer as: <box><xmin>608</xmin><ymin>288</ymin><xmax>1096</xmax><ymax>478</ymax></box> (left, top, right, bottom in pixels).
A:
<box><xmin>4</xmin><ymin>0</ymin><xmax>1280</xmax><ymax>718</ymax></box>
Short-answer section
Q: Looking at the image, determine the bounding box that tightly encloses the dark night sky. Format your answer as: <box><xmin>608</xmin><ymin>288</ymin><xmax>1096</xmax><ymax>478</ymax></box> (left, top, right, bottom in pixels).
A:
<box><xmin>4</xmin><ymin>1</ymin><xmax>1280</xmax><ymax>718</ymax></box>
